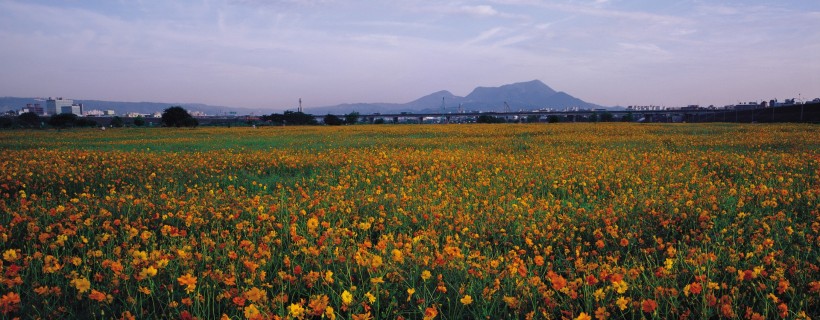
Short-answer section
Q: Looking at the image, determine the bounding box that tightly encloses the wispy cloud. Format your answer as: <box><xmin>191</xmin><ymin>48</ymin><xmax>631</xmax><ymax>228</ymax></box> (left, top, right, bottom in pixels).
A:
<box><xmin>0</xmin><ymin>0</ymin><xmax>817</xmax><ymax>109</ymax></box>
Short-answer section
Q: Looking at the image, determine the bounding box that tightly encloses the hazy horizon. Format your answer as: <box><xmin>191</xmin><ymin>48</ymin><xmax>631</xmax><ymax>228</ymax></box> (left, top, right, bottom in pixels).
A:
<box><xmin>1</xmin><ymin>0</ymin><xmax>818</xmax><ymax>111</ymax></box>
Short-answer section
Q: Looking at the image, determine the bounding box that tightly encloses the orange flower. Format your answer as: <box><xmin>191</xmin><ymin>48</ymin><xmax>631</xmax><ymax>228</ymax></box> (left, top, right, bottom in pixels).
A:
<box><xmin>243</xmin><ymin>287</ymin><xmax>266</xmax><ymax>303</ymax></box>
<box><xmin>777</xmin><ymin>303</ymin><xmax>788</xmax><ymax>318</ymax></box>
<box><xmin>308</xmin><ymin>295</ymin><xmax>330</xmax><ymax>316</ymax></box>
<box><xmin>776</xmin><ymin>280</ymin><xmax>789</xmax><ymax>294</ymax></box>
<box><xmin>547</xmin><ymin>271</ymin><xmax>567</xmax><ymax>291</ymax></box>
<box><xmin>641</xmin><ymin>299</ymin><xmax>657</xmax><ymax>313</ymax></box>
<box><xmin>574</xmin><ymin>312</ymin><xmax>592</xmax><ymax>320</ymax></box>
<box><xmin>689</xmin><ymin>282</ymin><xmax>702</xmax><ymax>295</ymax></box>
<box><xmin>177</xmin><ymin>273</ymin><xmax>197</xmax><ymax>293</ymax></box>
<box><xmin>1</xmin><ymin>292</ymin><xmax>21</xmax><ymax>314</ymax></box>
<box><xmin>89</xmin><ymin>290</ymin><xmax>107</xmax><ymax>302</ymax></box>
<box><xmin>423</xmin><ymin>306</ymin><xmax>438</xmax><ymax>320</ymax></box>
<box><xmin>351</xmin><ymin>312</ymin><xmax>372</xmax><ymax>320</ymax></box>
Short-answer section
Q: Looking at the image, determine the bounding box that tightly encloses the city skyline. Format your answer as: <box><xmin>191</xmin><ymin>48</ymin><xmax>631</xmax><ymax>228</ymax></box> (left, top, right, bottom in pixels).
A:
<box><xmin>1</xmin><ymin>0</ymin><xmax>818</xmax><ymax>111</ymax></box>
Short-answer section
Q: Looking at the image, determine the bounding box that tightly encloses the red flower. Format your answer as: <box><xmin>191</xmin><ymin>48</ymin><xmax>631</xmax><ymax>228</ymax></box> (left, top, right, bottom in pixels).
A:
<box><xmin>641</xmin><ymin>299</ymin><xmax>658</xmax><ymax>313</ymax></box>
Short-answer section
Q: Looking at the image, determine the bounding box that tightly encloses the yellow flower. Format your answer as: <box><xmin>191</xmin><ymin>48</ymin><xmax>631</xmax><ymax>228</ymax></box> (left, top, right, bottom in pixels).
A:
<box><xmin>407</xmin><ymin>288</ymin><xmax>415</xmax><ymax>302</ymax></box>
<box><xmin>4</xmin><ymin>249</ymin><xmax>19</xmax><ymax>261</ymax></box>
<box><xmin>341</xmin><ymin>290</ymin><xmax>353</xmax><ymax>305</ymax></box>
<box><xmin>71</xmin><ymin>277</ymin><xmax>91</xmax><ymax>294</ymax></box>
<box><xmin>612</xmin><ymin>280</ymin><xmax>628</xmax><ymax>294</ymax></box>
<box><xmin>460</xmin><ymin>294</ymin><xmax>473</xmax><ymax>305</ymax></box>
<box><xmin>244</xmin><ymin>304</ymin><xmax>260</xmax><ymax>319</ymax></box>
<box><xmin>307</xmin><ymin>217</ymin><xmax>319</xmax><ymax>231</ymax></box>
<box><xmin>140</xmin><ymin>266</ymin><xmax>158</xmax><ymax>278</ymax></box>
<box><xmin>616</xmin><ymin>296</ymin><xmax>630</xmax><ymax>310</ymax></box>
<box><xmin>391</xmin><ymin>249</ymin><xmax>404</xmax><ymax>263</ymax></box>
<box><xmin>370</xmin><ymin>277</ymin><xmax>384</xmax><ymax>285</ymax></box>
<box><xmin>593</xmin><ymin>288</ymin><xmax>605</xmax><ymax>301</ymax></box>
<box><xmin>138</xmin><ymin>286</ymin><xmax>151</xmax><ymax>295</ymax></box>
<box><xmin>421</xmin><ymin>270</ymin><xmax>432</xmax><ymax>281</ymax></box>
<box><xmin>324</xmin><ymin>270</ymin><xmax>334</xmax><ymax>283</ymax></box>
<box><xmin>288</xmin><ymin>303</ymin><xmax>305</xmax><ymax>318</ymax></box>
<box><xmin>325</xmin><ymin>306</ymin><xmax>336</xmax><ymax>320</ymax></box>
<box><xmin>365</xmin><ymin>292</ymin><xmax>376</xmax><ymax>304</ymax></box>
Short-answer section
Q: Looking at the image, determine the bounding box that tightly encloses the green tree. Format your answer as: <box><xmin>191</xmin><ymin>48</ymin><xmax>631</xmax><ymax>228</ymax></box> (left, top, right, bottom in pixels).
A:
<box><xmin>133</xmin><ymin>116</ymin><xmax>146</xmax><ymax>127</ymax></box>
<box><xmin>477</xmin><ymin>115</ymin><xmax>504</xmax><ymax>123</ymax></box>
<box><xmin>622</xmin><ymin>112</ymin><xmax>634</xmax><ymax>122</ymax></box>
<box><xmin>600</xmin><ymin>112</ymin><xmax>614</xmax><ymax>122</ymax></box>
<box><xmin>324</xmin><ymin>114</ymin><xmax>344</xmax><ymax>126</ymax></box>
<box><xmin>110</xmin><ymin>116</ymin><xmax>124</xmax><ymax>127</ymax></box>
<box><xmin>345</xmin><ymin>112</ymin><xmax>360</xmax><ymax>125</ymax></box>
<box><xmin>547</xmin><ymin>115</ymin><xmax>560</xmax><ymax>123</ymax></box>
<box><xmin>526</xmin><ymin>115</ymin><xmax>539</xmax><ymax>123</ymax></box>
<box><xmin>0</xmin><ymin>117</ymin><xmax>13</xmax><ymax>128</ymax></box>
<box><xmin>161</xmin><ymin>106</ymin><xmax>197</xmax><ymax>127</ymax></box>
<box><xmin>47</xmin><ymin>113</ymin><xmax>95</xmax><ymax>128</ymax></box>
<box><xmin>18</xmin><ymin>112</ymin><xmax>41</xmax><ymax>127</ymax></box>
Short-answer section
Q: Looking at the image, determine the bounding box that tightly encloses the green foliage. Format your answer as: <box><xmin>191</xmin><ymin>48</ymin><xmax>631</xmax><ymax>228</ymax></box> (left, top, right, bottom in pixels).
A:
<box><xmin>477</xmin><ymin>114</ymin><xmax>506</xmax><ymax>123</ymax></box>
<box><xmin>18</xmin><ymin>112</ymin><xmax>41</xmax><ymax>127</ymax></box>
<box><xmin>133</xmin><ymin>116</ymin><xmax>146</xmax><ymax>127</ymax></box>
<box><xmin>345</xmin><ymin>112</ymin><xmax>360</xmax><ymax>125</ymax></box>
<box><xmin>110</xmin><ymin>116</ymin><xmax>124</xmax><ymax>128</ymax></box>
<box><xmin>162</xmin><ymin>106</ymin><xmax>198</xmax><ymax>127</ymax></box>
<box><xmin>0</xmin><ymin>116</ymin><xmax>13</xmax><ymax>128</ymax></box>
<box><xmin>324</xmin><ymin>114</ymin><xmax>344</xmax><ymax>126</ymax></box>
<box><xmin>262</xmin><ymin>111</ymin><xmax>318</xmax><ymax>125</ymax></box>
<box><xmin>48</xmin><ymin>113</ymin><xmax>97</xmax><ymax>128</ymax></box>
<box><xmin>547</xmin><ymin>115</ymin><xmax>561</xmax><ymax>123</ymax></box>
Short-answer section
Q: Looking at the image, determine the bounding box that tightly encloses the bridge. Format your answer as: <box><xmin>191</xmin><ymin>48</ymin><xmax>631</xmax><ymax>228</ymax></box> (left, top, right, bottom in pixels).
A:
<box><xmin>319</xmin><ymin>102</ymin><xmax>820</xmax><ymax>124</ymax></box>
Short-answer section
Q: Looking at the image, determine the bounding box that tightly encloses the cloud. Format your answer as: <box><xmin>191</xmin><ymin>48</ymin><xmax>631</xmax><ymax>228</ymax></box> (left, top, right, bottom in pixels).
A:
<box><xmin>458</xmin><ymin>5</ymin><xmax>499</xmax><ymax>17</ymax></box>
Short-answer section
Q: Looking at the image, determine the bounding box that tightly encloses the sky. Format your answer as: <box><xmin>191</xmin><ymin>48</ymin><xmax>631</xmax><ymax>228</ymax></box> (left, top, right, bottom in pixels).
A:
<box><xmin>1</xmin><ymin>0</ymin><xmax>819</xmax><ymax>111</ymax></box>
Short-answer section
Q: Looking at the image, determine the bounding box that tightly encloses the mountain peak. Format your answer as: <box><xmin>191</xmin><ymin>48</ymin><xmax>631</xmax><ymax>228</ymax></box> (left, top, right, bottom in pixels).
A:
<box><xmin>308</xmin><ymin>80</ymin><xmax>601</xmax><ymax>113</ymax></box>
<box><xmin>465</xmin><ymin>80</ymin><xmax>558</xmax><ymax>107</ymax></box>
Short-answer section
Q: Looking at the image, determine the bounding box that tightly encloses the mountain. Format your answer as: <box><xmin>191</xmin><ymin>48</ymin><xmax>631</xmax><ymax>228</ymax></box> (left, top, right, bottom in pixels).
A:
<box><xmin>306</xmin><ymin>80</ymin><xmax>604</xmax><ymax>114</ymax></box>
<box><xmin>2</xmin><ymin>80</ymin><xmax>604</xmax><ymax>116</ymax></box>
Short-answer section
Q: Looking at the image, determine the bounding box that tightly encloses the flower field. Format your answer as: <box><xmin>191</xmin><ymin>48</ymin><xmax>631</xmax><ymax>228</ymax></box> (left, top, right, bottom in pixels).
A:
<box><xmin>1</xmin><ymin>123</ymin><xmax>819</xmax><ymax>319</ymax></box>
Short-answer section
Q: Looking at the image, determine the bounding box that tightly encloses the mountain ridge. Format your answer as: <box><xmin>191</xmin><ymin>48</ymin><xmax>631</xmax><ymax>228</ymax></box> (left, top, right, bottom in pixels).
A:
<box><xmin>307</xmin><ymin>80</ymin><xmax>604</xmax><ymax>114</ymax></box>
<box><xmin>1</xmin><ymin>80</ymin><xmax>606</xmax><ymax>116</ymax></box>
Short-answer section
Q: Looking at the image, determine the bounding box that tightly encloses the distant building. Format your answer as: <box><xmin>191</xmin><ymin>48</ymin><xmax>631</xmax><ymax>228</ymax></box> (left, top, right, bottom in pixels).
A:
<box><xmin>22</xmin><ymin>103</ymin><xmax>44</xmax><ymax>115</ymax></box>
<box><xmin>85</xmin><ymin>109</ymin><xmax>105</xmax><ymax>116</ymax></box>
<box><xmin>60</xmin><ymin>104</ymin><xmax>83</xmax><ymax>116</ymax></box>
<box><xmin>104</xmin><ymin>110</ymin><xmax>116</xmax><ymax>116</ymax></box>
<box><xmin>729</xmin><ymin>102</ymin><xmax>761</xmax><ymax>110</ymax></box>
<box><xmin>46</xmin><ymin>97</ymin><xmax>73</xmax><ymax>115</ymax></box>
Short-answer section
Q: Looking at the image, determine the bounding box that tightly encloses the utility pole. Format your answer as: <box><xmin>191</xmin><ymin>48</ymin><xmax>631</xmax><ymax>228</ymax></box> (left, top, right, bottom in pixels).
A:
<box><xmin>298</xmin><ymin>98</ymin><xmax>302</xmax><ymax>113</ymax></box>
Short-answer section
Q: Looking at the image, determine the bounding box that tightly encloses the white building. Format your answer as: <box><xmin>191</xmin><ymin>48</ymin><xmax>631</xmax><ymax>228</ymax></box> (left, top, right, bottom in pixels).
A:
<box><xmin>46</xmin><ymin>97</ymin><xmax>73</xmax><ymax>115</ymax></box>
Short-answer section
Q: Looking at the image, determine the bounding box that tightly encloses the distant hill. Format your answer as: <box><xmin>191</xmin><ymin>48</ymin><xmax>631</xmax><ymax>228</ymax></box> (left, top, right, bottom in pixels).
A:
<box><xmin>0</xmin><ymin>97</ymin><xmax>272</xmax><ymax>116</ymax></box>
<box><xmin>2</xmin><ymin>80</ymin><xmax>605</xmax><ymax>116</ymax></box>
<box><xmin>306</xmin><ymin>80</ymin><xmax>605</xmax><ymax>114</ymax></box>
